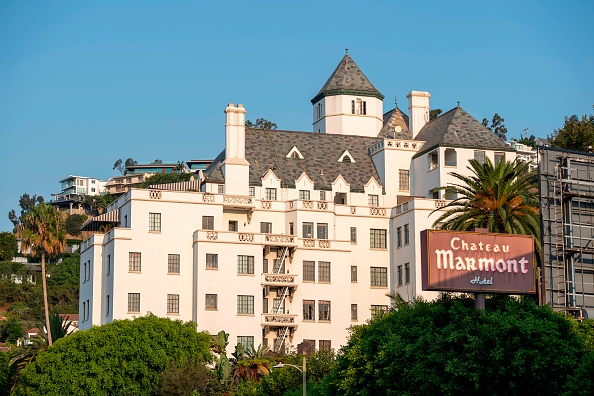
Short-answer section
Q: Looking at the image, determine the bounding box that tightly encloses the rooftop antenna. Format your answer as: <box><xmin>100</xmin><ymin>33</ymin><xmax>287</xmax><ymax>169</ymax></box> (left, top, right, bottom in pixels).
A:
<box><xmin>345</xmin><ymin>48</ymin><xmax>348</xmax><ymax>54</ymax></box>
<box><xmin>395</xmin><ymin>96</ymin><xmax>398</xmax><ymax>108</ymax></box>
<box><xmin>457</xmin><ymin>101</ymin><xmax>460</xmax><ymax>108</ymax></box>
<box><xmin>523</xmin><ymin>128</ymin><xmax>529</xmax><ymax>139</ymax></box>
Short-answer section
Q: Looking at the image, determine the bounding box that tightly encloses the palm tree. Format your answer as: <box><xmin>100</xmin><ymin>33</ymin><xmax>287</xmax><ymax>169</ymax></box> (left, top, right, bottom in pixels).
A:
<box><xmin>232</xmin><ymin>344</ymin><xmax>272</xmax><ymax>383</ymax></box>
<box><xmin>18</xmin><ymin>202</ymin><xmax>66</xmax><ymax>346</ymax></box>
<box><xmin>432</xmin><ymin>157</ymin><xmax>540</xmax><ymax>254</ymax></box>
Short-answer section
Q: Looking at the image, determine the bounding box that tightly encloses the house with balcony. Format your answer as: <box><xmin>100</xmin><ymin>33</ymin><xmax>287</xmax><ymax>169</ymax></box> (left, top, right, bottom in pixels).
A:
<box><xmin>105</xmin><ymin>173</ymin><xmax>153</xmax><ymax>196</ymax></box>
<box><xmin>79</xmin><ymin>52</ymin><xmax>517</xmax><ymax>353</ymax></box>
<box><xmin>51</xmin><ymin>175</ymin><xmax>106</xmax><ymax>213</ymax></box>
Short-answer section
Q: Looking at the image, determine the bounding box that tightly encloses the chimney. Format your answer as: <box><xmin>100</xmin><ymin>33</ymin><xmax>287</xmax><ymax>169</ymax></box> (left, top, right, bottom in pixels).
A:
<box><xmin>225</xmin><ymin>103</ymin><xmax>247</xmax><ymax>161</ymax></box>
<box><xmin>407</xmin><ymin>91</ymin><xmax>431</xmax><ymax>138</ymax></box>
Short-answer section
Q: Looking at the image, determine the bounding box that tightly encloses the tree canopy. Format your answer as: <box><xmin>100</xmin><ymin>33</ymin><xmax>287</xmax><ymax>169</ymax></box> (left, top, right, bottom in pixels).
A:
<box><xmin>245</xmin><ymin>118</ymin><xmax>277</xmax><ymax>130</ymax></box>
<box><xmin>548</xmin><ymin>108</ymin><xmax>594</xmax><ymax>152</ymax></box>
<box><xmin>326</xmin><ymin>294</ymin><xmax>592</xmax><ymax>396</ymax></box>
<box><xmin>482</xmin><ymin>113</ymin><xmax>508</xmax><ymax>141</ymax></box>
<box><xmin>0</xmin><ymin>232</ymin><xmax>17</xmax><ymax>261</ymax></box>
<box><xmin>8</xmin><ymin>193</ymin><xmax>45</xmax><ymax>231</ymax></box>
<box><xmin>430</xmin><ymin>108</ymin><xmax>443</xmax><ymax>121</ymax></box>
<box><xmin>140</xmin><ymin>172</ymin><xmax>193</xmax><ymax>188</ymax></box>
<box><xmin>15</xmin><ymin>315</ymin><xmax>211</xmax><ymax>395</ymax></box>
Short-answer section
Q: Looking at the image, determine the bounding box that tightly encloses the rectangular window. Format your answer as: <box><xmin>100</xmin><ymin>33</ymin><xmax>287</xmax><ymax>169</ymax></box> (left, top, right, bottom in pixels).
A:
<box><xmin>317</xmin><ymin>223</ymin><xmax>328</xmax><ymax>239</ymax></box>
<box><xmin>129</xmin><ymin>252</ymin><xmax>141</xmax><ymax>272</ymax></box>
<box><xmin>263</xmin><ymin>259</ymin><xmax>269</xmax><ymax>273</ymax></box>
<box><xmin>303</xmin><ymin>339</ymin><xmax>315</xmax><ymax>352</ymax></box>
<box><xmin>350</xmin><ymin>227</ymin><xmax>357</xmax><ymax>243</ymax></box>
<box><xmin>370</xmin><ymin>267</ymin><xmax>388</xmax><ymax>287</ymax></box>
<box><xmin>206</xmin><ymin>294</ymin><xmax>217</xmax><ymax>310</ymax></box>
<box><xmin>202</xmin><ymin>216</ymin><xmax>214</xmax><ymax>230</ymax></box>
<box><xmin>299</xmin><ymin>190</ymin><xmax>310</xmax><ymax>200</ymax></box>
<box><xmin>318</xmin><ymin>261</ymin><xmax>331</xmax><ymax>282</ymax></box>
<box><xmin>368</xmin><ymin>194</ymin><xmax>379</xmax><ymax>207</ymax></box>
<box><xmin>370</xmin><ymin>229</ymin><xmax>387</xmax><ymax>249</ymax></box>
<box><xmin>272</xmin><ymin>258</ymin><xmax>285</xmax><ymax>273</ymax></box>
<box><xmin>168</xmin><ymin>254</ymin><xmax>180</xmax><ymax>274</ymax></box>
<box><xmin>289</xmin><ymin>222</ymin><xmax>294</xmax><ymax>235</ymax></box>
<box><xmin>273</xmin><ymin>297</ymin><xmax>285</xmax><ymax>314</ymax></box>
<box><xmin>106</xmin><ymin>295</ymin><xmax>110</xmax><ymax>315</ymax></box>
<box><xmin>260</xmin><ymin>222</ymin><xmax>272</xmax><ymax>234</ymax></box>
<box><xmin>399</xmin><ymin>169</ymin><xmax>410</xmax><ymax>191</ymax></box>
<box><xmin>262</xmin><ymin>297</ymin><xmax>268</xmax><ymax>313</ymax></box>
<box><xmin>351</xmin><ymin>100</ymin><xmax>355</xmax><ymax>114</ymax></box>
<box><xmin>167</xmin><ymin>294</ymin><xmax>179</xmax><ymax>314</ymax></box>
<box><xmin>474</xmin><ymin>150</ymin><xmax>486</xmax><ymax>165</ymax></box>
<box><xmin>405</xmin><ymin>262</ymin><xmax>411</xmax><ymax>284</ymax></box>
<box><xmin>237</xmin><ymin>255</ymin><xmax>255</xmax><ymax>274</ymax></box>
<box><xmin>303</xmin><ymin>299</ymin><xmax>315</xmax><ymax>321</ymax></box>
<box><xmin>229</xmin><ymin>221</ymin><xmax>238</xmax><ymax>231</ymax></box>
<box><xmin>429</xmin><ymin>153</ymin><xmax>438</xmax><ymax>170</ymax></box>
<box><xmin>303</xmin><ymin>261</ymin><xmax>315</xmax><ymax>282</ymax></box>
<box><xmin>249</xmin><ymin>186</ymin><xmax>255</xmax><ymax>196</ymax></box>
<box><xmin>397</xmin><ymin>227</ymin><xmax>402</xmax><ymax>248</ymax></box>
<box><xmin>404</xmin><ymin>224</ymin><xmax>410</xmax><ymax>245</ymax></box>
<box><xmin>149</xmin><ymin>212</ymin><xmax>161</xmax><ymax>231</ymax></box>
<box><xmin>237</xmin><ymin>295</ymin><xmax>254</xmax><ymax>314</ymax></box>
<box><xmin>351</xmin><ymin>304</ymin><xmax>358</xmax><ymax>320</ymax></box>
<box><xmin>351</xmin><ymin>265</ymin><xmax>358</xmax><ymax>282</ymax></box>
<box><xmin>302</xmin><ymin>222</ymin><xmax>314</xmax><ymax>238</ymax></box>
<box><xmin>371</xmin><ymin>305</ymin><xmax>389</xmax><ymax>318</ymax></box>
<box><xmin>128</xmin><ymin>293</ymin><xmax>140</xmax><ymax>313</ymax></box>
<box><xmin>397</xmin><ymin>265</ymin><xmax>403</xmax><ymax>286</ymax></box>
<box><xmin>495</xmin><ymin>152</ymin><xmax>505</xmax><ymax>164</ymax></box>
<box><xmin>265</xmin><ymin>188</ymin><xmax>277</xmax><ymax>200</ymax></box>
<box><xmin>83</xmin><ymin>262</ymin><xmax>87</xmax><ymax>283</ymax></box>
<box><xmin>319</xmin><ymin>191</ymin><xmax>326</xmax><ymax>201</ymax></box>
<box><xmin>319</xmin><ymin>300</ymin><xmax>331</xmax><ymax>321</ymax></box>
<box><xmin>107</xmin><ymin>254</ymin><xmax>111</xmax><ymax>275</ymax></box>
<box><xmin>319</xmin><ymin>340</ymin><xmax>332</xmax><ymax>352</ymax></box>
<box><xmin>237</xmin><ymin>336</ymin><xmax>254</xmax><ymax>351</ymax></box>
<box><xmin>218</xmin><ymin>184</ymin><xmax>224</xmax><ymax>194</ymax></box>
<box><xmin>206</xmin><ymin>253</ymin><xmax>218</xmax><ymax>269</ymax></box>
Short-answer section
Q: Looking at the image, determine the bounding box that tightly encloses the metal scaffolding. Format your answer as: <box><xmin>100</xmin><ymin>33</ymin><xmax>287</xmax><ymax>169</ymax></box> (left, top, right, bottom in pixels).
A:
<box><xmin>539</xmin><ymin>146</ymin><xmax>594</xmax><ymax>319</ymax></box>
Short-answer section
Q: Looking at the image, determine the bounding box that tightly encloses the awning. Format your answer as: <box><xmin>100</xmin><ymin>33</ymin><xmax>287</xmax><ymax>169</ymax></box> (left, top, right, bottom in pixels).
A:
<box><xmin>80</xmin><ymin>209</ymin><xmax>120</xmax><ymax>232</ymax></box>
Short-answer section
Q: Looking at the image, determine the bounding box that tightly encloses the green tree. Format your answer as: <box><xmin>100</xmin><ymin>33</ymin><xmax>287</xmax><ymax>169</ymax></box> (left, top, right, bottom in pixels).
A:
<box><xmin>482</xmin><ymin>113</ymin><xmax>508</xmax><ymax>141</ymax></box>
<box><xmin>245</xmin><ymin>118</ymin><xmax>278</xmax><ymax>130</ymax></box>
<box><xmin>17</xmin><ymin>202</ymin><xmax>66</xmax><ymax>346</ymax></box>
<box><xmin>432</xmin><ymin>158</ymin><xmax>540</xmax><ymax>255</ymax></box>
<box><xmin>14</xmin><ymin>315</ymin><xmax>211</xmax><ymax>395</ymax></box>
<box><xmin>8</xmin><ymin>194</ymin><xmax>44</xmax><ymax>230</ymax></box>
<box><xmin>326</xmin><ymin>294</ymin><xmax>589</xmax><ymax>396</ymax></box>
<box><xmin>64</xmin><ymin>214</ymin><xmax>87</xmax><ymax>236</ymax></box>
<box><xmin>140</xmin><ymin>172</ymin><xmax>193</xmax><ymax>188</ymax></box>
<box><xmin>0</xmin><ymin>351</ymin><xmax>15</xmax><ymax>396</ymax></box>
<box><xmin>233</xmin><ymin>344</ymin><xmax>272</xmax><ymax>383</ymax></box>
<box><xmin>548</xmin><ymin>108</ymin><xmax>594</xmax><ymax>152</ymax></box>
<box><xmin>517</xmin><ymin>134</ymin><xmax>537</xmax><ymax>148</ymax></box>
<box><xmin>0</xmin><ymin>232</ymin><xmax>17</xmax><ymax>261</ymax></box>
<box><xmin>429</xmin><ymin>108</ymin><xmax>442</xmax><ymax>121</ymax></box>
<box><xmin>1</xmin><ymin>317</ymin><xmax>23</xmax><ymax>344</ymax></box>
<box><xmin>113</xmin><ymin>159</ymin><xmax>124</xmax><ymax>174</ymax></box>
<box><xmin>157</xmin><ymin>358</ymin><xmax>216</xmax><ymax>396</ymax></box>
<box><xmin>125</xmin><ymin>157</ymin><xmax>138</xmax><ymax>169</ymax></box>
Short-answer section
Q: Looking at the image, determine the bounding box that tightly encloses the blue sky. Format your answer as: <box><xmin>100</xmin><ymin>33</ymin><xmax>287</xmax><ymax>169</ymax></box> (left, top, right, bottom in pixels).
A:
<box><xmin>1</xmin><ymin>1</ymin><xmax>592</xmax><ymax>232</ymax></box>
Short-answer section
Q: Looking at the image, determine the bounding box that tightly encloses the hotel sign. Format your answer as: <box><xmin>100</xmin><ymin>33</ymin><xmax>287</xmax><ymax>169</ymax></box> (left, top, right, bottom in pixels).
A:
<box><xmin>421</xmin><ymin>229</ymin><xmax>535</xmax><ymax>294</ymax></box>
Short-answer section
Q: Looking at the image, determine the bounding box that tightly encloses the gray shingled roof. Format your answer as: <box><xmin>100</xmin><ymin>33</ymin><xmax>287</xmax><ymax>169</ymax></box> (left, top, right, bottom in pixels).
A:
<box><xmin>413</xmin><ymin>106</ymin><xmax>514</xmax><ymax>158</ymax></box>
<box><xmin>378</xmin><ymin>107</ymin><xmax>411</xmax><ymax>139</ymax></box>
<box><xmin>311</xmin><ymin>53</ymin><xmax>384</xmax><ymax>103</ymax></box>
<box><xmin>203</xmin><ymin>129</ymin><xmax>383</xmax><ymax>192</ymax></box>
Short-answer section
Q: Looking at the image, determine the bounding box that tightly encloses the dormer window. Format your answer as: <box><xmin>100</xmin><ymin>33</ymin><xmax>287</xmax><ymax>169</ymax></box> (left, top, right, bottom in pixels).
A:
<box><xmin>286</xmin><ymin>146</ymin><xmax>304</xmax><ymax>159</ymax></box>
<box><xmin>338</xmin><ymin>150</ymin><xmax>356</xmax><ymax>163</ymax></box>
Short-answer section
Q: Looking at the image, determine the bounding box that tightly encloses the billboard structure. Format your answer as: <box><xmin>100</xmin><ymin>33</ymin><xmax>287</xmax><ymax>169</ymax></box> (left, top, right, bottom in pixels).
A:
<box><xmin>421</xmin><ymin>229</ymin><xmax>535</xmax><ymax>294</ymax></box>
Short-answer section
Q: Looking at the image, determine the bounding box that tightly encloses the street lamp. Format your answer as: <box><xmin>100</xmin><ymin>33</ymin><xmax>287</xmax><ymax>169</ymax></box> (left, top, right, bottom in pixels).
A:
<box><xmin>273</xmin><ymin>357</ymin><xmax>306</xmax><ymax>396</ymax></box>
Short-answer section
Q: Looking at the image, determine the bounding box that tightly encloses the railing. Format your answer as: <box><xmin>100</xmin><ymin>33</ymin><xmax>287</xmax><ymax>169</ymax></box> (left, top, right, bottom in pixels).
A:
<box><xmin>206</xmin><ymin>231</ymin><xmax>218</xmax><ymax>240</ymax></box>
<box><xmin>435</xmin><ymin>200</ymin><xmax>447</xmax><ymax>208</ymax></box>
<box><xmin>318</xmin><ymin>239</ymin><xmax>330</xmax><ymax>248</ymax></box>
<box><xmin>239</xmin><ymin>233</ymin><xmax>254</xmax><ymax>242</ymax></box>
<box><xmin>203</xmin><ymin>193</ymin><xmax>214</xmax><ymax>202</ymax></box>
<box><xmin>265</xmin><ymin>234</ymin><xmax>295</xmax><ymax>244</ymax></box>
<box><xmin>302</xmin><ymin>239</ymin><xmax>330</xmax><ymax>248</ymax></box>
<box><xmin>262</xmin><ymin>273</ymin><xmax>297</xmax><ymax>285</ymax></box>
<box><xmin>261</xmin><ymin>200</ymin><xmax>271</xmax><ymax>209</ymax></box>
<box><xmin>262</xmin><ymin>314</ymin><xmax>297</xmax><ymax>326</ymax></box>
<box><xmin>303</xmin><ymin>239</ymin><xmax>315</xmax><ymax>247</ymax></box>
<box><xmin>370</xmin><ymin>207</ymin><xmax>386</xmax><ymax>216</ymax></box>
<box><xmin>223</xmin><ymin>195</ymin><xmax>253</xmax><ymax>205</ymax></box>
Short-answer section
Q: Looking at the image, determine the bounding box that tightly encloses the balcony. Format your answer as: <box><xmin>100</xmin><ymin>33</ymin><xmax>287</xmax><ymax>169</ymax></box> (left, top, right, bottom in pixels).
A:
<box><xmin>263</xmin><ymin>233</ymin><xmax>297</xmax><ymax>247</ymax></box>
<box><xmin>261</xmin><ymin>273</ymin><xmax>298</xmax><ymax>288</ymax></box>
<box><xmin>223</xmin><ymin>194</ymin><xmax>255</xmax><ymax>210</ymax></box>
<box><xmin>262</xmin><ymin>313</ymin><xmax>298</xmax><ymax>328</ymax></box>
<box><xmin>302</xmin><ymin>239</ymin><xmax>331</xmax><ymax>248</ymax></box>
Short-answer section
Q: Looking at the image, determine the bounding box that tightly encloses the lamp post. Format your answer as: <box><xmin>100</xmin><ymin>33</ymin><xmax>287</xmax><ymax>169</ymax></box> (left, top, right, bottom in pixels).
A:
<box><xmin>273</xmin><ymin>357</ymin><xmax>306</xmax><ymax>396</ymax></box>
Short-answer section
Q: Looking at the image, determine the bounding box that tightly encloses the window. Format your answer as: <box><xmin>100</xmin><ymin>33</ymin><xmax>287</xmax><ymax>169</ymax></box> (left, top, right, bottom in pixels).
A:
<box><xmin>262</xmin><ymin>297</ymin><xmax>268</xmax><ymax>313</ymax></box>
<box><xmin>319</xmin><ymin>300</ymin><xmax>331</xmax><ymax>321</ymax></box>
<box><xmin>370</xmin><ymin>267</ymin><xmax>388</xmax><ymax>287</ymax></box>
<box><xmin>351</xmin><ymin>304</ymin><xmax>358</xmax><ymax>320</ymax></box>
<box><xmin>351</xmin><ymin>266</ymin><xmax>358</xmax><ymax>282</ymax></box>
<box><xmin>265</xmin><ymin>188</ymin><xmax>277</xmax><ymax>200</ymax></box>
<box><xmin>263</xmin><ymin>259</ymin><xmax>269</xmax><ymax>273</ymax></box>
<box><xmin>167</xmin><ymin>294</ymin><xmax>179</xmax><ymax>314</ymax></box>
<box><xmin>83</xmin><ymin>262</ymin><xmax>87</xmax><ymax>283</ymax></box>
<box><xmin>495</xmin><ymin>151</ymin><xmax>505</xmax><ymax>164</ymax></box>
<box><xmin>149</xmin><ymin>213</ymin><xmax>161</xmax><ymax>231</ymax></box>
<box><xmin>272</xmin><ymin>258</ymin><xmax>285</xmax><ymax>273</ymax></box>
<box><xmin>229</xmin><ymin>221</ymin><xmax>238</xmax><ymax>231</ymax></box>
<box><xmin>399</xmin><ymin>169</ymin><xmax>409</xmax><ymax>191</ymax></box>
<box><xmin>429</xmin><ymin>152</ymin><xmax>438</xmax><ymax>170</ymax></box>
<box><xmin>106</xmin><ymin>295</ymin><xmax>110</xmax><ymax>315</ymax></box>
<box><xmin>202</xmin><ymin>216</ymin><xmax>214</xmax><ymax>230</ymax></box>
<box><xmin>370</xmin><ymin>229</ymin><xmax>387</xmax><ymax>249</ymax></box>
<box><xmin>168</xmin><ymin>254</ymin><xmax>180</xmax><ymax>274</ymax></box>
<box><xmin>129</xmin><ymin>252</ymin><xmax>141</xmax><ymax>272</ymax></box>
<box><xmin>303</xmin><ymin>339</ymin><xmax>315</xmax><ymax>352</ymax></box>
<box><xmin>474</xmin><ymin>150</ymin><xmax>486</xmax><ymax>165</ymax></box>
<box><xmin>317</xmin><ymin>223</ymin><xmax>328</xmax><ymax>239</ymax></box>
<box><xmin>405</xmin><ymin>263</ymin><xmax>411</xmax><ymax>284</ymax></box>
<box><xmin>397</xmin><ymin>227</ymin><xmax>402</xmax><ymax>248</ymax></box>
<box><xmin>318</xmin><ymin>261</ymin><xmax>331</xmax><ymax>282</ymax></box>
<box><xmin>404</xmin><ymin>224</ymin><xmax>410</xmax><ymax>245</ymax></box>
<box><xmin>128</xmin><ymin>293</ymin><xmax>140</xmax><ymax>312</ymax></box>
<box><xmin>249</xmin><ymin>186</ymin><xmax>255</xmax><ymax>196</ymax></box>
<box><xmin>371</xmin><ymin>305</ymin><xmax>389</xmax><ymax>318</ymax></box>
<box><xmin>273</xmin><ymin>297</ymin><xmax>285</xmax><ymax>314</ymax></box>
<box><xmin>218</xmin><ymin>184</ymin><xmax>224</xmax><ymax>194</ymax></box>
<box><xmin>260</xmin><ymin>222</ymin><xmax>272</xmax><ymax>234</ymax></box>
<box><xmin>397</xmin><ymin>265</ymin><xmax>403</xmax><ymax>286</ymax></box>
<box><xmin>368</xmin><ymin>194</ymin><xmax>379</xmax><ymax>207</ymax></box>
<box><xmin>445</xmin><ymin>148</ymin><xmax>457</xmax><ymax>167</ymax></box>
<box><xmin>86</xmin><ymin>299</ymin><xmax>90</xmax><ymax>320</ymax></box>
<box><xmin>432</xmin><ymin>189</ymin><xmax>440</xmax><ymax>199</ymax></box>
<box><xmin>319</xmin><ymin>340</ymin><xmax>331</xmax><ymax>351</ymax></box>
<box><xmin>299</xmin><ymin>190</ymin><xmax>310</xmax><ymax>200</ymax></box>
<box><xmin>206</xmin><ymin>253</ymin><xmax>218</xmax><ymax>269</ymax></box>
<box><xmin>303</xmin><ymin>222</ymin><xmax>314</xmax><ymax>238</ymax></box>
<box><xmin>237</xmin><ymin>255</ymin><xmax>254</xmax><ymax>274</ymax></box>
<box><xmin>350</xmin><ymin>227</ymin><xmax>357</xmax><ymax>243</ymax></box>
<box><xmin>237</xmin><ymin>336</ymin><xmax>254</xmax><ymax>351</ymax></box>
<box><xmin>319</xmin><ymin>191</ymin><xmax>326</xmax><ymax>201</ymax></box>
<box><xmin>206</xmin><ymin>294</ymin><xmax>217</xmax><ymax>310</ymax></box>
<box><xmin>237</xmin><ymin>295</ymin><xmax>254</xmax><ymax>314</ymax></box>
<box><xmin>124</xmin><ymin>215</ymin><xmax>128</xmax><ymax>228</ymax></box>
<box><xmin>107</xmin><ymin>254</ymin><xmax>111</xmax><ymax>275</ymax></box>
<box><xmin>303</xmin><ymin>300</ymin><xmax>315</xmax><ymax>320</ymax></box>
<box><xmin>91</xmin><ymin>188</ymin><xmax>96</xmax><ymax>193</ymax></box>
<box><xmin>351</xmin><ymin>100</ymin><xmax>355</xmax><ymax>114</ymax></box>
<box><xmin>289</xmin><ymin>222</ymin><xmax>294</xmax><ymax>235</ymax></box>
<box><xmin>303</xmin><ymin>261</ymin><xmax>315</xmax><ymax>282</ymax></box>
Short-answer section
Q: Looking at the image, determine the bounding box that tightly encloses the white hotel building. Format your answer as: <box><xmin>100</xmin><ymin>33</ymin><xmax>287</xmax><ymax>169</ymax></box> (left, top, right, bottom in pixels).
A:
<box><xmin>79</xmin><ymin>53</ymin><xmax>517</xmax><ymax>352</ymax></box>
